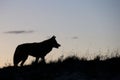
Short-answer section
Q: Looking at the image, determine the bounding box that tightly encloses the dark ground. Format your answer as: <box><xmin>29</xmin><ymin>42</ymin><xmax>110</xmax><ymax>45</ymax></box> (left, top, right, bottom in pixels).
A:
<box><xmin>0</xmin><ymin>56</ymin><xmax>120</xmax><ymax>80</ymax></box>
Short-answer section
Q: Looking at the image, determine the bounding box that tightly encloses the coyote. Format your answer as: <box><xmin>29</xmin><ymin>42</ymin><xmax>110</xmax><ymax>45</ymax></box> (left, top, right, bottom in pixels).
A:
<box><xmin>13</xmin><ymin>36</ymin><xmax>61</xmax><ymax>66</ymax></box>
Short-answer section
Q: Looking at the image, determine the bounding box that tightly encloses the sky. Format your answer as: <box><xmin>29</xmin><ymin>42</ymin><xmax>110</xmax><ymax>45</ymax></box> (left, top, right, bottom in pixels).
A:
<box><xmin>0</xmin><ymin>0</ymin><xmax>120</xmax><ymax>67</ymax></box>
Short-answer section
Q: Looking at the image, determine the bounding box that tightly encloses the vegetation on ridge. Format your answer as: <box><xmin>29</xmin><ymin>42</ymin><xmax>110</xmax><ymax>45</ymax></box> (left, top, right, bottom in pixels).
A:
<box><xmin>0</xmin><ymin>53</ymin><xmax>120</xmax><ymax>80</ymax></box>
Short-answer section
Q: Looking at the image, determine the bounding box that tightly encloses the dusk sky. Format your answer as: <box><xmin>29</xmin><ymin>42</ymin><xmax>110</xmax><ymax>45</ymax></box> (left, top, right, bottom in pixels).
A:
<box><xmin>0</xmin><ymin>0</ymin><xmax>120</xmax><ymax>67</ymax></box>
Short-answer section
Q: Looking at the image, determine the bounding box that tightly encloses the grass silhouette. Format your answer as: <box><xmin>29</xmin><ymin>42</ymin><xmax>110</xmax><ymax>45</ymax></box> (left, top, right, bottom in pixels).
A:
<box><xmin>0</xmin><ymin>55</ymin><xmax>120</xmax><ymax>80</ymax></box>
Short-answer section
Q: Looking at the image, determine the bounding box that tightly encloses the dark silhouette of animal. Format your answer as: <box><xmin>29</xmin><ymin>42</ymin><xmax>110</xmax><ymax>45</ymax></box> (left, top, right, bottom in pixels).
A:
<box><xmin>13</xmin><ymin>36</ymin><xmax>61</xmax><ymax>66</ymax></box>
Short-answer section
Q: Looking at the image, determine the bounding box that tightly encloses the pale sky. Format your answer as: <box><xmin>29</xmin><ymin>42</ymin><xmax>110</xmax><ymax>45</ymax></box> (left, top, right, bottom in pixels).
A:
<box><xmin>0</xmin><ymin>0</ymin><xmax>120</xmax><ymax>67</ymax></box>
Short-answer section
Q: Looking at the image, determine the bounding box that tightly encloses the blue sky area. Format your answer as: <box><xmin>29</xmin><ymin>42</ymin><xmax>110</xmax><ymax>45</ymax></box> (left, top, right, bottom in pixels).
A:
<box><xmin>0</xmin><ymin>0</ymin><xmax>120</xmax><ymax>67</ymax></box>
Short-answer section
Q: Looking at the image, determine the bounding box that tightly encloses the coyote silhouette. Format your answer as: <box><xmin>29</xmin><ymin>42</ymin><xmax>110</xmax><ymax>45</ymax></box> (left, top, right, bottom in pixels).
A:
<box><xmin>13</xmin><ymin>36</ymin><xmax>61</xmax><ymax>66</ymax></box>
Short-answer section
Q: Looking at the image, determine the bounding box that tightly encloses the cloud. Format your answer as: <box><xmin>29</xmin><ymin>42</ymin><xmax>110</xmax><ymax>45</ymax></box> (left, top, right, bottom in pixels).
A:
<box><xmin>72</xmin><ymin>36</ymin><xmax>79</xmax><ymax>39</ymax></box>
<box><xmin>4</xmin><ymin>30</ymin><xmax>34</xmax><ymax>34</ymax></box>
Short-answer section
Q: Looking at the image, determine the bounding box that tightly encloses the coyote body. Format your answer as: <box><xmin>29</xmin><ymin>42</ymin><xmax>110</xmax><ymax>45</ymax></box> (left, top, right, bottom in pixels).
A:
<box><xmin>13</xmin><ymin>36</ymin><xmax>60</xmax><ymax>66</ymax></box>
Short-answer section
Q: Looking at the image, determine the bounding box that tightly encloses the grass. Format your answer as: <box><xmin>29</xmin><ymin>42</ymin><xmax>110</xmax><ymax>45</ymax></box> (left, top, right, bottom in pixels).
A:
<box><xmin>0</xmin><ymin>53</ymin><xmax>120</xmax><ymax>80</ymax></box>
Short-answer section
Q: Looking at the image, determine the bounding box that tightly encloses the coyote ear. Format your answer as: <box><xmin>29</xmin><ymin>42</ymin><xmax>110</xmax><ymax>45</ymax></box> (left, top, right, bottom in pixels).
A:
<box><xmin>52</xmin><ymin>35</ymin><xmax>56</xmax><ymax>39</ymax></box>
